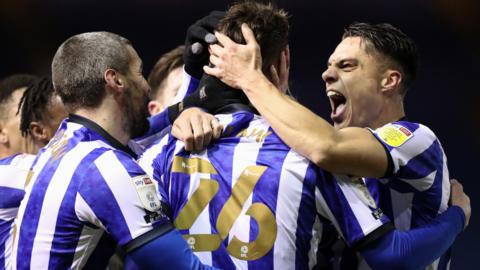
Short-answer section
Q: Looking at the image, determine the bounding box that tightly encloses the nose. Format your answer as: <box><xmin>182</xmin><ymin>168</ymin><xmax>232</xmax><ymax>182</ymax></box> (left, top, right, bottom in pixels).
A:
<box><xmin>322</xmin><ymin>66</ymin><xmax>338</xmax><ymax>85</ymax></box>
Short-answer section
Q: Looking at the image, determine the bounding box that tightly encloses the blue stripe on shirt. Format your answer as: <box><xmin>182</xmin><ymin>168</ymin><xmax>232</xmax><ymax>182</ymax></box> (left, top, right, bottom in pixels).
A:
<box><xmin>294</xmin><ymin>163</ymin><xmax>318</xmax><ymax>270</ymax></box>
<box><xmin>394</xmin><ymin>140</ymin><xmax>441</xmax><ymax>180</ymax></box>
<box><xmin>0</xmin><ymin>187</ymin><xmax>25</xmax><ymax>208</ymax></box>
<box><xmin>77</xmin><ymin>151</ymin><xmax>134</xmax><ymax>246</ymax></box>
<box><xmin>48</xmin><ymin>148</ymin><xmax>106</xmax><ymax>269</ymax></box>
<box><xmin>248</xmin><ymin>129</ymin><xmax>288</xmax><ymax>270</ymax></box>
<box><xmin>207</xmin><ymin>132</ymin><xmax>242</xmax><ymax>269</ymax></box>
<box><xmin>316</xmin><ymin>171</ymin><xmax>365</xmax><ymax>247</ymax></box>
<box><xmin>17</xmin><ymin>135</ymin><xmax>81</xmax><ymax>269</ymax></box>
<box><xmin>0</xmin><ymin>221</ymin><xmax>12</xmax><ymax>270</ymax></box>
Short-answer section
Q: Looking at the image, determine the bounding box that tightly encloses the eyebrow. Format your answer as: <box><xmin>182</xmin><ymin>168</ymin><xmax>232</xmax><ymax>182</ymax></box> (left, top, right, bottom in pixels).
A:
<box><xmin>328</xmin><ymin>58</ymin><xmax>358</xmax><ymax>66</ymax></box>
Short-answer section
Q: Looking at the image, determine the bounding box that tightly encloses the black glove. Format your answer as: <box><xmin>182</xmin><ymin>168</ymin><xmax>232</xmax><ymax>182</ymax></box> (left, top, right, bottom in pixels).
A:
<box><xmin>184</xmin><ymin>11</ymin><xmax>226</xmax><ymax>79</ymax></box>
<box><xmin>168</xmin><ymin>74</ymin><xmax>250</xmax><ymax>123</ymax></box>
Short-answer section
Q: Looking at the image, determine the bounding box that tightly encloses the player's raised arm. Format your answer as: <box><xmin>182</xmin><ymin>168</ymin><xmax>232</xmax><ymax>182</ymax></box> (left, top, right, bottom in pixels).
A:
<box><xmin>205</xmin><ymin>24</ymin><xmax>388</xmax><ymax>177</ymax></box>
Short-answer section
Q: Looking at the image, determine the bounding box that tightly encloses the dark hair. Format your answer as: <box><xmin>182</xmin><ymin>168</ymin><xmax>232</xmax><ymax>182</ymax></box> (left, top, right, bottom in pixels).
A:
<box><xmin>0</xmin><ymin>74</ymin><xmax>38</xmax><ymax>119</ymax></box>
<box><xmin>343</xmin><ymin>22</ymin><xmax>418</xmax><ymax>94</ymax></box>
<box><xmin>148</xmin><ymin>45</ymin><xmax>185</xmax><ymax>98</ymax></box>
<box><xmin>218</xmin><ymin>1</ymin><xmax>289</xmax><ymax>73</ymax></box>
<box><xmin>51</xmin><ymin>32</ymin><xmax>132</xmax><ymax>111</ymax></box>
<box><xmin>18</xmin><ymin>77</ymin><xmax>56</xmax><ymax>137</ymax></box>
<box><xmin>0</xmin><ymin>74</ymin><xmax>38</xmax><ymax>105</ymax></box>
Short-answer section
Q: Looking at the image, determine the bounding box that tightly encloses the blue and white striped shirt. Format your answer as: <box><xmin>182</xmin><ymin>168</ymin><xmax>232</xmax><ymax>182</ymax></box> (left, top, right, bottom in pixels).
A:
<box><xmin>0</xmin><ymin>153</ymin><xmax>36</xmax><ymax>270</ymax></box>
<box><xmin>365</xmin><ymin>121</ymin><xmax>451</xmax><ymax>270</ymax></box>
<box><xmin>139</xmin><ymin>110</ymin><xmax>392</xmax><ymax>270</ymax></box>
<box><xmin>12</xmin><ymin>115</ymin><xmax>170</xmax><ymax>270</ymax></box>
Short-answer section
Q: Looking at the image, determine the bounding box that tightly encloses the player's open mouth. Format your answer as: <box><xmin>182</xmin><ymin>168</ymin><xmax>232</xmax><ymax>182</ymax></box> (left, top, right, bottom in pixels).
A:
<box><xmin>327</xmin><ymin>90</ymin><xmax>347</xmax><ymax>123</ymax></box>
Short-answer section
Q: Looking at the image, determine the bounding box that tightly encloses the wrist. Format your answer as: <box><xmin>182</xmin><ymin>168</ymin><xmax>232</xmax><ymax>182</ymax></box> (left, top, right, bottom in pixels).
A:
<box><xmin>240</xmin><ymin>70</ymin><xmax>270</xmax><ymax>95</ymax></box>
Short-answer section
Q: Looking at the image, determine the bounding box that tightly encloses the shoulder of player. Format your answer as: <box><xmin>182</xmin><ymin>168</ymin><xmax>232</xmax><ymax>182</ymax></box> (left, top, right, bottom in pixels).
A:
<box><xmin>375</xmin><ymin>120</ymin><xmax>438</xmax><ymax>141</ymax></box>
<box><xmin>391</xmin><ymin>121</ymin><xmax>438</xmax><ymax>140</ymax></box>
<box><xmin>140</xmin><ymin>133</ymin><xmax>173</xmax><ymax>159</ymax></box>
<box><xmin>76</xmin><ymin>148</ymin><xmax>147</xmax><ymax>186</ymax></box>
<box><xmin>80</xmin><ymin>148</ymin><xmax>140</xmax><ymax>172</ymax></box>
<box><xmin>0</xmin><ymin>153</ymin><xmax>35</xmax><ymax>170</ymax></box>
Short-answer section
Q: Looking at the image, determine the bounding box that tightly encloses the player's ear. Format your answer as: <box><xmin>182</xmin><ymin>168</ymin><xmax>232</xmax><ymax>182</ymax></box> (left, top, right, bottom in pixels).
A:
<box><xmin>381</xmin><ymin>69</ymin><xmax>402</xmax><ymax>95</ymax></box>
<box><xmin>104</xmin><ymin>69</ymin><xmax>125</xmax><ymax>96</ymax></box>
<box><xmin>29</xmin><ymin>122</ymin><xmax>49</xmax><ymax>144</ymax></box>
<box><xmin>284</xmin><ymin>45</ymin><xmax>290</xmax><ymax>71</ymax></box>
<box><xmin>148</xmin><ymin>100</ymin><xmax>162</xmax><ymax>116</ymax></box>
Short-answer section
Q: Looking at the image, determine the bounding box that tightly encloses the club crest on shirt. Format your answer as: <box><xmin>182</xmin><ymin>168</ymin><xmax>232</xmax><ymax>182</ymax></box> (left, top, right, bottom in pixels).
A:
<box><xmin>377</xmin><ymin>123</ymin><xmax>413</xmax><ymax>147</ymax></box>
<box><xmin>132</xmin><ymin>175</ymin><xmax>161</xmax><ymax>212</ymax></box>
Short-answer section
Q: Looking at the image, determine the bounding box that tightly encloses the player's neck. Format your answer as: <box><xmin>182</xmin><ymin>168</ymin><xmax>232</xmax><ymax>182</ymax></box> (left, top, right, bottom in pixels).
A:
<box><xmin>25</xmin><ymin>137</ymin><xmax>40</xmax><ymax>155</ymax></box>
<box><xmin>73</xmin><ymin>100</ymin><xmax>130</xmax><ymax>146</ymax></box>
<box><xmin>370</xmin><ymin>98</ymin><xmax>406</xmax><ymax>129</ymax></box>
<box><xmin>0</xmin><ymin>148</ymin><xmax>10</xmax><ymax>159</ymax></box>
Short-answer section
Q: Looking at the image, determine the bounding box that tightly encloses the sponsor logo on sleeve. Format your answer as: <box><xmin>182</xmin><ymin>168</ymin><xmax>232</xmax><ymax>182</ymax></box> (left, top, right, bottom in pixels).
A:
<box><xmin>132</xmin><ymin>175</ymin><xmax>162</xmax><ymax>212</ymax></box>
<box><xmin>377</xmin><ymin>123</ymin><xmax>413</xmax><ymax>147</ymax></box>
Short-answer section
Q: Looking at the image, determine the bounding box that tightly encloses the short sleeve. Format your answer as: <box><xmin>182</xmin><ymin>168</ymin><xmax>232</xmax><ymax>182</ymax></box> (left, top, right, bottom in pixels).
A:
<box><xmin>315</xmin><ymin>170</ymin><xmax>393</xmax><ymax>248</ymax></box>
<box><xmin>75</xmin><ymin>150</ymin><xmax>170</xmax><ymax>246</ymax></box>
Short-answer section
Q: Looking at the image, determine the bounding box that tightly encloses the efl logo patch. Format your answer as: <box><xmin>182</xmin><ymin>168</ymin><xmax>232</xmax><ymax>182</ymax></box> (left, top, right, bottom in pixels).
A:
<box><xmin>132</xmin><ymin>175</ymin><xmax>161</xmax><ymax>212</ymax></box>
<box><xmin>377</xmin><ymin>124</ymin><xmax>413</xmax><ymax>147</ymax></box>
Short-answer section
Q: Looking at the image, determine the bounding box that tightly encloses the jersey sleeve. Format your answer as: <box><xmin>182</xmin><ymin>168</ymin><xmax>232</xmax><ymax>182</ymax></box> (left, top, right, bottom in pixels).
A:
<box><xmin>75</xmin><ymin>149</ymin><xmax>171</xmax><ymax>247</ymax></box>
<box><xmin>0</xmin><ymin>154</ymin><xmax>35</xmax><ymax>210</ymax></box>
<box><xmin>315</xmin><ymin>170</ymin><xmax>393</xmax><ymax>248</ymax></box>
<box><xmin>369</xmin><ymin>121</ymin><xmax>446</xmax><ymax>185</ymax></box>
<box><xmin>173</xmin><ymin>66</ymin><xmax>200</xmax><ymax>104</ymax></box>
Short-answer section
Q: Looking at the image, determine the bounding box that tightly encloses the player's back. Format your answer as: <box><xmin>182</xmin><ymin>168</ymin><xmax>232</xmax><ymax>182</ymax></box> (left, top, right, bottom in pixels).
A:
<box><xmin>0</xmin><ymin>153</ymin><xmax>36</xmax><ymax>270</ymax></box>
<box><xmin>141</xmin><ymin>110</ymin><xmax>321</xmax><ymax>269</ymax></box>
<box><xmin>12</xmin><ymin>116</ymin><xmax>169</xmax><ymax>270</ymax></box>
<box><xmin>140</xmin><ymin>110</ymin><xmax>391</xmax><ymax>270</ymax></box>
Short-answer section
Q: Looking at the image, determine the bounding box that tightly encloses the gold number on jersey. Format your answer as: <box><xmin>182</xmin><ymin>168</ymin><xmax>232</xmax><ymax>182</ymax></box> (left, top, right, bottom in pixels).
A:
<box><xmin>171</xmin><ymin>156</ymin><xmax>277</xmax><ymax>260</ymax></box>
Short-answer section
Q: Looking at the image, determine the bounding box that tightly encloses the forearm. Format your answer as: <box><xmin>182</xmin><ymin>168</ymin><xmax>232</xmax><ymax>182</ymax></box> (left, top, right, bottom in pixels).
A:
<box><xmin>241</xmin><ymin>73</ymin><xmax>346</xmax><ymax>170</ymax></box>
<box><xmin>240</xmin><ymin>72</ymin><xmax>388</xmax><ymax>177</ymax></box>
<box><xmin>360</xmin><ymin>206</ymin><xmax>465</xmax><ymax>270</ymax></box>
<box><xmin>125</xmin><ymin>229</ymin><xmax>219</xmax><ymax>270</ymax></box>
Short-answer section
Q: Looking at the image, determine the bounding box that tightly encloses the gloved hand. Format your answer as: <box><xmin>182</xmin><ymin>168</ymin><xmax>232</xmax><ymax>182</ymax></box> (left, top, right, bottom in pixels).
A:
<box><xmin>168</xmin><ymin>74</ymin><xmax>249</xmax><ymax>123</ymax></box>
<box><xmin>184</xmin><ymin>11</ymin><xmax>226</xmax><ymax>79</ymax></box>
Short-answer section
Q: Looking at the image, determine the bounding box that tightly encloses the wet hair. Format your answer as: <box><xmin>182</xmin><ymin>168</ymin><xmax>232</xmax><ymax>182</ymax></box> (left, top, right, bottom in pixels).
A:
<box><xmin>51</xmin><ymin>31</ymin><xmax>132</xmax><ymax>111</ymax></box>
<box><xmin>18</xmin><ymin>77</ymin><xmax>56</xmax><ymax>137</ymax></box>
<box><xmin>218</xmin><ymin>1</ymin><xmax>289</xmax><ymax>73</ymax></box>
<box><xmin>148</xmin><ymin>45</ymin><xmax>185</xmax><ymax>99</ymax></box>
<box><xmin>343</xmin><ymin>22</ymin><xmax>418</xmax><ymax>94</ymax></box>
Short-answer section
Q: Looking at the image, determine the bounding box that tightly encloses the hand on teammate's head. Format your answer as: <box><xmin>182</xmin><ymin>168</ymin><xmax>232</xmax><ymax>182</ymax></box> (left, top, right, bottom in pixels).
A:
<box><xmin>204</xmin><ymin>24</ymin><xmax>263</xmax><ymax>91</ymax></box>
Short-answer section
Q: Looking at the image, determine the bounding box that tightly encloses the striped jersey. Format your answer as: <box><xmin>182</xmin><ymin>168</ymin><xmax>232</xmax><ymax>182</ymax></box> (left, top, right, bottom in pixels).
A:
<box><xmin>12</xmin><ymin>115</ymin><xmax>170</xmax><ymax>270</ymax></box>
<box><xmin>0</xmin><ymin>153</ymin><xmax>36</xmax><ymax>270</ymax></box>
<box><xmin>139</xmin><ymin>109</ymin><xmax>392</xmax><ymax>270</ymax></box>
<box><xmin>365</xmin><ymin>121</ymin><xmax>451</xmax><ymax>270</ymax></box>
<box><xmin>172</xmin><ymin>67</ymin><xmax>199</xmax><ymax>104</ymax></box>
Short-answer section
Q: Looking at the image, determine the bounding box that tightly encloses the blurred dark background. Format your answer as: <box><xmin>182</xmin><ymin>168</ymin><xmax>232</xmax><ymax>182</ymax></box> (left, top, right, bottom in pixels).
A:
<box><xmin>1</xmin><ymin>0</ymin><xmax>478</xmax><ymax>268</ymax></box>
